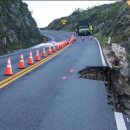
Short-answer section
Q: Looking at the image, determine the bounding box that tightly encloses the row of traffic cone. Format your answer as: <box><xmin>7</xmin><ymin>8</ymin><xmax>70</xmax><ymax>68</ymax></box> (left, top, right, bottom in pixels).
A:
<box><xmin>4</xmin><ymin>45</ymin><xmax>62</xmax><ymax>75</ymax></box>
<box><xmin>5</xmin><ymin>36</ymin><xmax>75</xmax><ymax>76</ymax></box>
<box><xmin>69</xmin><ymin>35</ymin><xmax>76</xmax><ymax>44</ymax></box>
<box><xmin>20</xmin><ymin>48</ymin><xmax>47</xmax><ymax>68</ymax></box>
<box><xmin>5</xmin><ymin>48</ymin><xmax>46</xmax><ymax>75</ymax></box>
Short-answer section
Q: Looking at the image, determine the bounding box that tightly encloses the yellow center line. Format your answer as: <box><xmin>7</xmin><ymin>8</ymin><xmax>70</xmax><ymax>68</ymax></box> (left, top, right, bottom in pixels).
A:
<box><xmin>0</xmin><ymin>44</ymin><xmax>72</xmax><ymax>89</ymax></box>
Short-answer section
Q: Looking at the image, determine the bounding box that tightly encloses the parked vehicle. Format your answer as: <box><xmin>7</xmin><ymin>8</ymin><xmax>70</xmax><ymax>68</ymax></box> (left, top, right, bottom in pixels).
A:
<box><xmin>76</xmin><ymin>20</ymin><xmax>91</xmax><ymax>36</ymax></box>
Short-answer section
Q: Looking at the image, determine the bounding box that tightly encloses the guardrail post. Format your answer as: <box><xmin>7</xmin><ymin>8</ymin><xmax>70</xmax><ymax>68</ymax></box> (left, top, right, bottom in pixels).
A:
<box><xmin>108</xmin><ymin>37</ymin><xmax>111</xmax><ymax>45</ymax></box>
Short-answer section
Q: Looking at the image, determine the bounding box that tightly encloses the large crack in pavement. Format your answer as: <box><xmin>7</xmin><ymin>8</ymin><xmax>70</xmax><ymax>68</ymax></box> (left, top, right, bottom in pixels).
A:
<box><xmin>78</xmin><ymin>66</ymin><xmax>130</xmax><ymax>115</ymax></box>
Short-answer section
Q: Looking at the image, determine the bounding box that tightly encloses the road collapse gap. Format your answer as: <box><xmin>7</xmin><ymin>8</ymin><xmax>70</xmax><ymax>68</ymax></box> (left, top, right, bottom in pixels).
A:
<box><xmin>78</xmin><ymin>66</ymin><xmax>130</xmax><ymax>115</ymax></box>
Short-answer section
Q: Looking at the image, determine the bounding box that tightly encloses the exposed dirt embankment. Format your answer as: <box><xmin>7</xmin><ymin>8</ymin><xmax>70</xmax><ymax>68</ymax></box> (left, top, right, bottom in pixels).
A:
<box><xmin>103</xmin><ymin>44</ymin><xmax>130</xmax><ymax>114</ymax></box>
<box><xmin>79</xmin><ymin>43</ymin><xmax>130</xmax><ymax>114</ymax></box>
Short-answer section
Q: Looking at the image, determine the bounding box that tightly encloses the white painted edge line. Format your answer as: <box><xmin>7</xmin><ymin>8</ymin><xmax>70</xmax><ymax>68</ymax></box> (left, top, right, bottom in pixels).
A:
<box><xmin>92</xmin><ymin>36</ymin><xmax>107</xmax><ymax>66</ymax></box>
<box><xmin>114</xmin><ymin>112</ymin><xmax>127</xmax><ymax>130</ymax></box>
<box><xmin>93</xmin><ymin>36</ymin><xmax>127</xmax><ymax>130</ymax></box>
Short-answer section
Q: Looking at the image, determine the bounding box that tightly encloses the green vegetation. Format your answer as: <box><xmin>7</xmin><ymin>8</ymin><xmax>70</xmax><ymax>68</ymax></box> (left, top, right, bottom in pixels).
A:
<box><xmin>94</xmin><ymin>33</ymin><xmax>108</xmax><ymax>47</ymax></box>
<box><xmin>47</xmin><ymin>2</ymin><xmax>122</xmax><ymax>32</ymax></box>
<box><xmin>47</xmin><ymin>1</ymin><xmax>130</xmax><ymax>63</ymax></box>
<box><xmin>0</xmin><ymin>0</ymin><xmax>45</xmax><ymax>55</ymax></box>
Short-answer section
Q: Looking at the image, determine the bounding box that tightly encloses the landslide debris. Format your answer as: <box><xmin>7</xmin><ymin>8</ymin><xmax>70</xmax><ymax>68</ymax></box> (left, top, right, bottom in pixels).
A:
<box><xmin>79</xmin><ymin>44</ymin><xmax>130</xmax><ymax>115</ymax></box>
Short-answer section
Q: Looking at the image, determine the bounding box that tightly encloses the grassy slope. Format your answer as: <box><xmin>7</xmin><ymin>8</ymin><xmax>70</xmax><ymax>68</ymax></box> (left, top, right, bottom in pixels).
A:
<box><xmin>47</xmin><ymin>1</ymin><xmax>130</xmax><ymax>63</ymax></box>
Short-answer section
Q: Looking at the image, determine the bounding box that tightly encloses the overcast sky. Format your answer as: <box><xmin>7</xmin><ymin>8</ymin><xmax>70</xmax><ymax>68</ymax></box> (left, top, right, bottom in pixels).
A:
<box><xmin>23</xmin><ymin>1</ymin><xmax>117</xmax><ymax>28</ymax></box>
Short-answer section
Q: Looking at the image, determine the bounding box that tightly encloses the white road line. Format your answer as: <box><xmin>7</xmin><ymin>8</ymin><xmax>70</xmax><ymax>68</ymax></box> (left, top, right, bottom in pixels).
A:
<box><xmin>92</xmin><ymin>36</ymin><xmax>107</xmax><ymax>66</ymax></box>
<box><xmin>127</xmin><ymin>118</ymin><xmax>129</xmax><ymax>123</ymax></box>
<box><xmin>114</xmin><ymin>112</ymin><xmax>127</xmax><ymax>130</ymax></box>
<box><xmin>93</xmin><ymin>36</ymin><xmax>127</xmax><ymax>130</ymax></box>
<box><xmin>49</xmin><ymin>36</ymin><xmax>54</xmax><ymax>41</ymax></box>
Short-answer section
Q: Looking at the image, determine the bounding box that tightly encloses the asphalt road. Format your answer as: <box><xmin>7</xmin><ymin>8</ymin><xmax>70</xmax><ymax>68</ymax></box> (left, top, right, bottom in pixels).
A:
<box><xmin>0</xmin><ymin>31</ymin><xmax>129</xmax><ymax>130</ymax></box>
<box><xmin>0</xmin><ymin>30</ymin><xmax>70</xmax><ymax>81</ymax></box>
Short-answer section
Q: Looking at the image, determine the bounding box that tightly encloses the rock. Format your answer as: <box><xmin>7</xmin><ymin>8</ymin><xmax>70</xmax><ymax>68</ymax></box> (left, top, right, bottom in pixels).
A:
<box><xmin>0</xmin><ymin>0</ymin><xmax>44</xmax><ymax>54</ymax></box>
<box><xmin>103</xmin><ymin>44</ymin><xmax>130</xmax><ymax>114</ymax></box>
<box><xmin>123</xmin><ymin>99</ymin><xmax>130</xmax><ymax>110</ymax></box>
<box><xmin>79</xmin><ymin>44</ymin><xmax>130</xmax><ymax>114</ymax></box>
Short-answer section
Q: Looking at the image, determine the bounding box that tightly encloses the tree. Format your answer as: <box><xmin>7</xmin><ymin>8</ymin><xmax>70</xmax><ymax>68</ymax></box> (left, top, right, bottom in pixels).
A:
<box><xmin>71</xmin><ymin>8</ymin><xmax>84</xmax><ymax>16</ymax></box>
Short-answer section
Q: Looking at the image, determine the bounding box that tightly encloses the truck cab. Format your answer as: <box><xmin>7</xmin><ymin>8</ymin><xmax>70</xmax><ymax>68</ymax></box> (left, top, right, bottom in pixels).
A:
<box><xmin>76</xmin><ymin>20</ymin><xmax>91</xmax><ymax>36</ymax></box>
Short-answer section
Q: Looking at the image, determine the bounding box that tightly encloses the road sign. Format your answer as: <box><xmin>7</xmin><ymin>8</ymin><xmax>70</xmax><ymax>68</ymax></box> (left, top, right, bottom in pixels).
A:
<box><xmin>61</xmin><ymin>19</ymin><xmax>67</xmax><ymax>26</ymax></box>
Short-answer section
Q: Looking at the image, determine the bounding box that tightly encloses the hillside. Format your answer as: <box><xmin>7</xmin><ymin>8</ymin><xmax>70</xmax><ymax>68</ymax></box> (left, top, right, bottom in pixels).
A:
<box><xmin>46</xmin><ymin>1</ymin><xmax>130</xmax><ymax>63</ymax></box>
<box><xmin>0</xmin><ymin>0</ymin><xmax>45</xmax><ymax>55</ymax></box>
<box><xmin>47</xmin><ymin>2</ymin><xmax>123</xmax><ymax>32</ymax></box>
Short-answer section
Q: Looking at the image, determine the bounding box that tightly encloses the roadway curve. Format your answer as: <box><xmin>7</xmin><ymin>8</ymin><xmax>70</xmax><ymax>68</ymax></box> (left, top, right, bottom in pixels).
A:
<box><xmin>0</xmin><ymin>30</ymin><xmax>70</xmax><ymax>81</ymax></box>
<box><xmin>0</xmin><ymin>31</ymin><xmax>129</xmax><ymax>130</ymax></box>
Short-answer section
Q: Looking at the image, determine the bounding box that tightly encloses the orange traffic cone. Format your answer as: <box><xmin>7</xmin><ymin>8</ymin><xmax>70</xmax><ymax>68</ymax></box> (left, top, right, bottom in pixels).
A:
<box><xmin>42</xmin><ymin>48</ymin><xmax>46</xmax><ymax>58</ymax></box>
<box><xmin>66</xmin><ymin>39</ymin><xmax>70</xmax><ymax>44</ymax></box>
<box><xmin>52</xmin><ymin>46</ymin><xmax>56</xmax><ymax>52</ymax></box>
<box><xmin>70</xmin><ymin>35</ymin><xmax>76</xmax><ymax>43</ymax></box>
<box><xmin>56</xmin><ymin>44</ymin><xmax>59</xmax><ymax>50</ymax></box>
<box><xmin>18</xmin><ymin>53</ymin><xmax>25</xmax><ymax>69</ymax></box>
<box><xmin>65</xmin><ymin>40</ymin><xmax>67</xmax><ymax>46</ymax></box>
<box><xmin>28</xmin><ymin>51</ymin><xmax>34</xmax><ymax>65</ymax></box>
<box><xmin>48</xmin><ymin>47</ymin><xmax>52</xmax><ymax>55</ymax></box>
<box><xmin>81</xmin><ymin>36</ymin><xmax>84</xmax><ymax>41</ymax></box>
<box><xmin>62</xmin><ymin>43</ymin><xmax>64</xmax><ymax>48</ymax></box>
<box><xmin>59</xmin><ymin>44</ymin><xmax>61</xmax><ymax>49</ymax></box>
<box><xmin>60</xmin><ymin>43</ymin><xmax>63</xmax><ymax>49</ymax></box>
<box><xmin>69</xmin><ymin>37</ymin><xmax>73</xmax><ymax>44</ymax></box>
<box><xmin>63</xmin><ymin>41</ymin><xmax>65</xmax><ymax>47</ymax></box>
<box><xmin>5</xmin><ymin>57</ymin><xmax>13</xmax><ymax>76</ymax></box>
<box><xmin>62</xmin><ymin>41</ymin><xmax>65</xmax><ymax>48</ymax></box>
<box><xmin>35</xmin><ymin>49</ymin><xmax>40</xmax><ymax>61</ymax></box>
